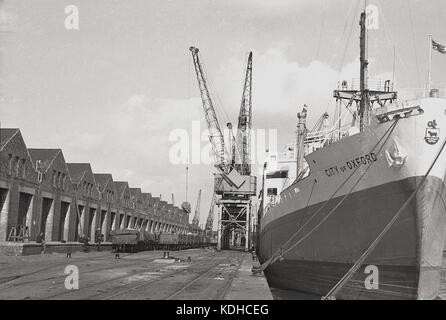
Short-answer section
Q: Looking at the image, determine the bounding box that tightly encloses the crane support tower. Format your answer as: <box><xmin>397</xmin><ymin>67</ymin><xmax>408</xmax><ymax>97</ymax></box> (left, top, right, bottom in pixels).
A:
<box><xmin>192</xmin><ymin>189</ymin><xmax>201</xmax><ymax>226</ymax></box>
<box><xmin>189</xmin><ymin>47</ymin><xmax>257</xmax><ymax>252</ymax></box>
<box><xmin>205</xmin><ymin>192</ymin><xmax>216</xmax><ymax>232</ymax></box>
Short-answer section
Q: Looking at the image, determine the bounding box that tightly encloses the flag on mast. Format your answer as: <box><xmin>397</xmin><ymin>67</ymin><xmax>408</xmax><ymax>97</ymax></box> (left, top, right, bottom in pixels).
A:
<box><xmin>432</xmin><ymin>39</ymin><xmax>446</xmax><ymax>54</ymax></box>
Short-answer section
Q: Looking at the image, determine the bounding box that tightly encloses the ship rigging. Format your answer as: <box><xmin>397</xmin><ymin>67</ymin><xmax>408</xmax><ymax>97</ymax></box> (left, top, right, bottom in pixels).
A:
<box><xmin>257</xmin><ymin>2</ymin><xmax>446</xmax><ymax>300</ymax></box>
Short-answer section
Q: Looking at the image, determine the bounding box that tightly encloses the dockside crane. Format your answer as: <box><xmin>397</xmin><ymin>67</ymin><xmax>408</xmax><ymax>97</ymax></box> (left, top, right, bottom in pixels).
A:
<box><xmin>189</xmin><ymin>47</ymin><xmax>257</xmax><ymax>251</ymax></box>
<box><xmin>192</xmin><ymin>189</ymin><xmax>201</xmax><ymax>226</ymax></box>
<box><xmin>235</xmin><ymin>52</ymin><xmax>253</xmax><ymax>176</ymax></box>
<box><xmin>205</xmin><ymin>192</ymin><xmax>216</xmax><ymax>232</ymax></box>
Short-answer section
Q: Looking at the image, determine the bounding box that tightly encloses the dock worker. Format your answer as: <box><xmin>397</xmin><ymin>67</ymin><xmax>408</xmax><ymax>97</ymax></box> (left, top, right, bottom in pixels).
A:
<box><xmin>66</xmin><ymin>245</ymin><xmax>72</xmax><ymax>258</ymax></box>
<box><xmin>114</xmin><ymin>244</ymin><xmax>121</xmax><ymax>259</ymax></box>
<box><xmin>80</xmin><ymin>233</ymin><xmax>89</xmax><ymax>252</ymax></box>
<box><xmin>251</xmin><ymin>245</ymin><xmax>257</xmax><ymax>261</ymax></box>
<box><xmin>95</xmin><ymin>228</ymin><xmax>104</xmax><ymax>252</ymax></box>
<box><xmin>37</xmin><ymin>232</ymin><xmax>46</xmax><ymax>254</ymax></box>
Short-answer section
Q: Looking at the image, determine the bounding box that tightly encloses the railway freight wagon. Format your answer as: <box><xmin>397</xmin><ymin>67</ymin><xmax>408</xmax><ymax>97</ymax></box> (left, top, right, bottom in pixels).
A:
<box><xmin>158</xmin><ymin>234</ymin><xmax>187</xmax><ymax>250</ymax></box>
<box><xmin>111</xmin><ymin>229</ymin><xmax>212</xmax><ymax>252</ymax></box>
<box><xmin>192</xmin><ymin>234</ymin><xmax>201</xmax><ymax>247</ymax></box>
<box><xmin>158</xmin><ymin>234</ymin><xmax>211</xmax><ymax>250</ymax></box>
<box><xmin>110</xmin><ymin>229</ymin><xmax>158</xmax><ymax>253</ymax></box>
<box><xmin>209</xmin><ymin>237</ymin><xmax>217</xmax><ymax>246</ymax></box>
<box><xmin>184</xmin><ymin>234</ymin><xmax>200</xmax><ymax>248</ymax></box>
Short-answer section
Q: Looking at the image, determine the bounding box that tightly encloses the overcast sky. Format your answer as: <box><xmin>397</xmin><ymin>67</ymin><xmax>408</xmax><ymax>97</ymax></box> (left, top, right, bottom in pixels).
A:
<box><xmin>0</xmin><ymin>0</ymin><xmax>445</xmax><ymax>226</ymax></box>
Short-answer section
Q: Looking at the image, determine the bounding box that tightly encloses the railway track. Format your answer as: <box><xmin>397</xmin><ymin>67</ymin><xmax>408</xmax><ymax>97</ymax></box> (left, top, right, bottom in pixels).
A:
<box><xmin>164</xmin><ymin>253</ymin><xmax>244</xmax><ymax>300</ymax></box>
<box><xmin>0</xmin><ymin>249</ymin><xmax>244</xmax><ymax>300</ymax></box>
<box><xmin>100</xmin><ymin>258</ymin><xmax>219</xmax><ymax>299</ymax></box>
<box><xmin>99</xmin><ymin>252</ymin><xmax>222</xmax><ymax>300</ymax></box>
<box><xmin>0</xmin><ymin>252</ymin><xmax>115</xmax><ymax>287</ymax></box>
<box><xmin>99</xmin><ymin>251</ymin><xmax>244</xmax><ymax>300</ymax></box>
<box><xmin>165</xmin><ymin>263</ymin><xmax>225</xmax><ymax>300</ymax></box>
<box><xmin>0</xmin><ymin>249</ymin><xmax>207</xmax><ymax>289</ymax></box>
<box><xmin>39</xmin><ymin>250</ymin><xmax>218</xmax><ymax>300</ymax></box>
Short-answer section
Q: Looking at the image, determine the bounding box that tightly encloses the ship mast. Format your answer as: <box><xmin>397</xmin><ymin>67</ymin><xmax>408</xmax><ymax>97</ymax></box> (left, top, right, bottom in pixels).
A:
<box><xmin>359</xmin><ymin>11</ymin><xmax>369</xmax><ymax>131</ymax></box>
<box><xmin>333</xmin><ymin>10</ymin><xmax>397</xmax><ymax>133</ymax></box>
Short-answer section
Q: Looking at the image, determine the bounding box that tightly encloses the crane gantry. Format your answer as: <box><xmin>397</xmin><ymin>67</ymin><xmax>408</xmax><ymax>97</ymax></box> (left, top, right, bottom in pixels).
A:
<box><xmin>189</xmin><ymin>46</ymin><xmax>257</xmax><ymax>251</ymax></box>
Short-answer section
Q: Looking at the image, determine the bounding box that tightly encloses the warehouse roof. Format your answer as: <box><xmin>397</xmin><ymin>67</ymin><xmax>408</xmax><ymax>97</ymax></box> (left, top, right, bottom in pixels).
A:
<box><xmin>28</xmin><ymin>149</ymin><xmax>61</xmax><ymax>172</ymax></box>
<box><xmin>67</xmin><ymin>163</ymin><xmax>93</xmax><ymax>184</ymax></box>
<box><xmin>114</xmin><ymin>181</ymin><xmax>129</xmax><ymax>197</ymax></box>
<box><xmin>0</xmin><ymin>128</ymin><xmax>19</xmax><ymax>150</ymax></box>
<box><xmin>94</xmin><ymin>173</ymin><xmax>113</xmax><ymax>191</ymax></box>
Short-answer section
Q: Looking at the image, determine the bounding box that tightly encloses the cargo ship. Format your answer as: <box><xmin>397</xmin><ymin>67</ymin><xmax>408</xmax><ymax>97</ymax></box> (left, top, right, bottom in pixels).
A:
<box><xmin>258</xmin><ymin>11</ymin><xmax>446</xmax><ymax>300</ymax></box>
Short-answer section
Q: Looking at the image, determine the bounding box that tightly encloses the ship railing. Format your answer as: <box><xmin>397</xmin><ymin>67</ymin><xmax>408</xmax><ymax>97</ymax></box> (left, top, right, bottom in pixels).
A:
<box><xmin>276</xmin><ymin>150</ymin><xmax>297</xmax><ymax>162</ymax></box>
<box><xmin>274</xmin><ymin>129</ymin><xmax>350</xmax><ymax>164</ymax></box>
<box><xmin>306</xmin><ymin>130</ymin><xmax>326</xmax><ymax>141</ymax></box>
<box><xmin>306</xmin><ymin>129</ymin><xmax>350</xmax><ymax>147</ymax></box>
<box><xmin>337</xmin><ymin>78</ymin><xmax>394</xmax><ymax>92</ymax></box>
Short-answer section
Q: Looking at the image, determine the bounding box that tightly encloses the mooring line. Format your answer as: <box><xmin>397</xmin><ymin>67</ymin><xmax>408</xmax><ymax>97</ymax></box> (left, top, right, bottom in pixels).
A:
<box><xmin>280</xmin><ymin>120</ymin><xmax>399</xmax><ymax>260</ymax></box>
<box><xmin>258</xmin><ymin>120</ymin><xmax>399</xmax><ymax>272</ymax></box>
<box><xmin>323</xmin><ymin>135</ymin><xmax>446</xmax><ymax>300</ymax></box>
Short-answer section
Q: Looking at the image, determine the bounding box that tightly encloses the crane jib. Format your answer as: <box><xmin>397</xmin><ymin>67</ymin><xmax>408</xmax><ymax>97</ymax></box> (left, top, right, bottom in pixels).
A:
<box><xmin>189</xmin><ymin>47</ymin><xmax>254</xmax><ymax>177</ymax></box>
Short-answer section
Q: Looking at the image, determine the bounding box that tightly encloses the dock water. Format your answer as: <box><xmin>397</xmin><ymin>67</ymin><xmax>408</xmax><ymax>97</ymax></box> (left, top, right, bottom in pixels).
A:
<box><xmin>270</xmin><ymin>251</ymin><xmax>446</xmax><ymax>300</ymax></box>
